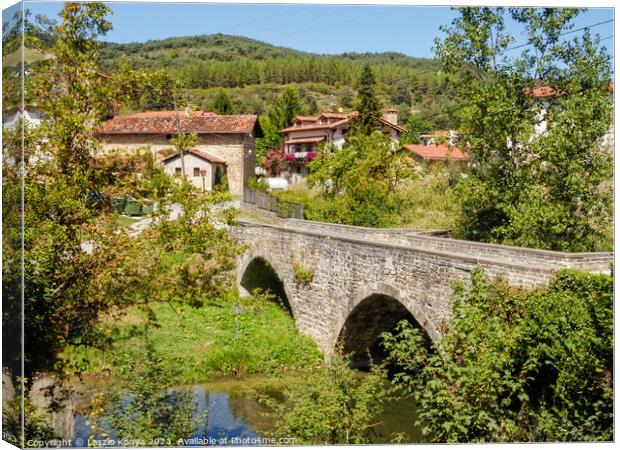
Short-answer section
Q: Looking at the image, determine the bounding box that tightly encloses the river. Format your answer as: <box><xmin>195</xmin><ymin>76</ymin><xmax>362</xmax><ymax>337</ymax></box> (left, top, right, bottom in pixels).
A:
<box><xmin>69</xmin><ymin>375</ymin><xmax>424</xmax><ymax>446</ymax></box>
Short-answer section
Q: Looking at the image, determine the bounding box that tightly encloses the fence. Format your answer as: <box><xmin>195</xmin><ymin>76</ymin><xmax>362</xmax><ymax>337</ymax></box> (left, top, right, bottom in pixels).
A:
<box><xmin>243</xmin><ymin>189</ymin><xmax>304</xmax><ymax>220</ymax></box>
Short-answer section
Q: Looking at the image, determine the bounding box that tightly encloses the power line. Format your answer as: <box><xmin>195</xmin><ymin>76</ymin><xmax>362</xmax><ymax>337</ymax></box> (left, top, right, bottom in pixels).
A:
<box><xmin>503</xmin><ymin>19</ymin><xmax>613</xmax><ymax>53</ymax></box>
<box><xmin>221</xmin><ymin>5</ymin><xmax>316</xmax><ymax>34</ymax></box>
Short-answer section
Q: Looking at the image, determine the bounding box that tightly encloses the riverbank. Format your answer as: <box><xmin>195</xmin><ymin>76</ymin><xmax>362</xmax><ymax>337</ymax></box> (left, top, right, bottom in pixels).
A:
<box><xmin>65</xmin><ymin>372</ymin><xmax>424</xmax><ymax>445</ymax></box>
<box><xmin>61</xmin><ymin>298</ymin><xmax>322</xmax><ymax>385</ymax></box>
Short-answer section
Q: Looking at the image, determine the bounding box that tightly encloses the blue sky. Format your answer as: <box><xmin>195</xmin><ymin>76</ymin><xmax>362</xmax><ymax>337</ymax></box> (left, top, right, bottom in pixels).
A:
<box><xmin>14</xmin><ymin>2</ymin><xmax>616</xmax><ymax>59</ymax></box>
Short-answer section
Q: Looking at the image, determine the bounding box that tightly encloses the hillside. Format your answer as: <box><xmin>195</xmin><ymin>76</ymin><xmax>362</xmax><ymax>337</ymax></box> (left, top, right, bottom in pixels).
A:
<box><xmin>96</xmin><ymin>33</ymin><xmax>459</xmax><ymax>128</ymax></box>
<box><xmin>98</xmin><ymin>33</ymin><xmax>437</xmax><ymax>71</ymax></box>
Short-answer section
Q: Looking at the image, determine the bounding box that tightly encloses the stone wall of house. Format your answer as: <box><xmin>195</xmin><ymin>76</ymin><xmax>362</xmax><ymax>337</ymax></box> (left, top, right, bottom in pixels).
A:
<box><xmin>98</xmin><ymin>133</ymin><xmax>254</xmax><ymax>195</ymax></box>
<box><xmin>234</xmin><ymin>220</ymin><xmax>613</xmax><ymax>355</ymax></box>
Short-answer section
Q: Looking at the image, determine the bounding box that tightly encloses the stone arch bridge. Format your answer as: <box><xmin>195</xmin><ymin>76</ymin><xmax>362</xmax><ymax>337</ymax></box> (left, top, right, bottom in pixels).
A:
<box><xmin>233</xmin><ymin>219</ymin><xmax>612</xmax><ymax>364</ymax></box>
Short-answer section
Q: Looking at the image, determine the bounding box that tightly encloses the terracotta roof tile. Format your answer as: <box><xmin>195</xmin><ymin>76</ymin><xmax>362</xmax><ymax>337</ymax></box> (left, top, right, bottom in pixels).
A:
<box><xmin>280</xmin><ymin>110</ymin><xmax>405</xmax><ymax>134</ymax></box>
<box><xmin>162</xmin><ymin>149</ymin><xmax>227</xmax><ymax>165</ymax></box>
<box><xmin>279</xmin><ymin>118</ymin><xmax>350</xmax><ymax>133</ymax></box>
<box><xmin>98</xmin><ymin>113</ymin><xmax>260</xmax><ymax>135</ymax></box>
<box><xmin>525</xmin><ymin>86</ymin><xmax>557</xmax><ymax>98</ymax></box>
<box><xmin>130</xmin><ymin>110</ymin><xmax>217</xmax><ymax>118</ymax></box>
<box><xmin>403</xmin><ymin>144</ymin><xmax>468</xmax><ymax>161</ymax></box>
<box><xmin>378</xmin><ymin>116</ymin><xmax>406</xmax><ymax>133</ymax></box>
<box><xmin>284</xmin><ymin>136</ymin><xmax>326</xmax><ymax>145</ymax></box>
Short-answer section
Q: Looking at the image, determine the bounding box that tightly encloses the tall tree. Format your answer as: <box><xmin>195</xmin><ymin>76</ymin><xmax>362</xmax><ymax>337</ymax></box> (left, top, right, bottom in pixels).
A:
<box><xmin>269</xmin><ymin>85</ymin><xmax>305</xmax><ymax>130</ymax></box>
<box><xmin>255</xmin><ymin>115</ymin><xmax>283</xmax><ymax>164</ymax></box>
<box><xmin>352</xmin><ymin>64</ymin><xmax>381</xmax><ymax>135</ymax></box>
<box><xmin>210</xmin><ymin>88</ymin><xmax>234</xmax><ymax>114</ymax></box>
<box><xmin>435</xmin><ymin>7</ymin><xmax>613</xmax><ymax>251</ymax></box>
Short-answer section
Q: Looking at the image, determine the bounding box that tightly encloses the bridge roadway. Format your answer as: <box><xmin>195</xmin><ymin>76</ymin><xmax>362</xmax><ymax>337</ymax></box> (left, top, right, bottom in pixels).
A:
<box><xmin>234</xmin><ymin>218</ymin><xmax>612</xmax><ymax>361</ymax></box>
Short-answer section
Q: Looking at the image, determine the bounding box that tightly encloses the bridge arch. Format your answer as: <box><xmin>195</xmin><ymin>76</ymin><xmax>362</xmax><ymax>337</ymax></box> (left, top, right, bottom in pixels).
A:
<box><xmin>238</xmin><ymin>251</ymin><xmax>294</xmax><ymax>315</ymax></box>
<box><xmin>334</xmin><ymin>282</ymin><xmax>438</xmax><ymax>367</ymax></box>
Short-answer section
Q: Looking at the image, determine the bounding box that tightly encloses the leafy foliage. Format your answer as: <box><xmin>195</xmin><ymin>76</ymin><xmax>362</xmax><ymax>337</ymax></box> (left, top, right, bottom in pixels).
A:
<box><xmin>88</xmin><ymin>340</ymin><xmax>204</xmax><ymax>446</ymax></box>
<box><xmin>4</xmin><ymin>3</ymin><xmax>241</xmax><ymax>381</ymax></box>
<box><xmin>210</xmin><ymin>88</ymin><xmax>234</xmax><ymax>114</ymax></box>
<box><xmin>260</xmin><ymin>351</ymin><xmax>389</xmax><ymax>444</ymax></box>
<box><xmin>307</xmin><ymin>133</ymin><xmax>412</xmax><ymax>227</ymax></box>
<box><xmin>2</xmin><ymin>381</ymin><xmax>55</xmax><ymax>446</ymax></box>
<box><xmin>291</xmin><ymin>260</ymin><xmax>315</xmax><ymax>288</ymax></box>
<box><xmin>382</xmin><ymin>268</ymin><xmax>613</xmax><ymax>442</ymax></box>
<box><xmin>255</xmin><ymin>115</ymin><xmax>282</xmax><ymax>163</ymax></box>
<box><xmin>268</xmin><ymin>85</ymin><xmax>305</xmax><ymax>130</ymax></box>
<box><xmin>400</xmin><ymin>115</ymin><xmax>433</xmax><ymax>144</ymax></box>
<box><xmin>435</xmin><ymin>7</ymin><xmax>613</xmax><ymax>251</ymax></box>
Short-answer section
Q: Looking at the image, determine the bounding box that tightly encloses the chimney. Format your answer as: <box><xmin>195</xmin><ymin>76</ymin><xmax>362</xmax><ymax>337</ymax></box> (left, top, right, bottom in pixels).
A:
<box><xmin>184</xmin><ymin>106</ymin><xmax>190</xmax><ymax>117</ymax></box>
<box><xmin>383</xmin><ymin>107</ymin><xmax>398</xmax><ymax>125</ymax></box>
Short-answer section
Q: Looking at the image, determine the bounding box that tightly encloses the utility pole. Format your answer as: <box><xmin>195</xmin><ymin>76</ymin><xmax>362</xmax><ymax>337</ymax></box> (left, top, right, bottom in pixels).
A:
<box><xmin>173</xmin><ymin>94</ymin><xmax>186</xmax><ymax>177</ymax></box>
<box><xmin>200</xmin><ymin>169</ymin><xmax>207</xmax><ymax>193</ymax></box>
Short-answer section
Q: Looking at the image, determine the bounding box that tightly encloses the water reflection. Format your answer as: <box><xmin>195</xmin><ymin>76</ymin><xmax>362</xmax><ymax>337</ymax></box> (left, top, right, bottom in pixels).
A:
<box><xmin>73</xmin><ymin>381</ymin><xmax>422</xmax><ymax>446</ymax></box>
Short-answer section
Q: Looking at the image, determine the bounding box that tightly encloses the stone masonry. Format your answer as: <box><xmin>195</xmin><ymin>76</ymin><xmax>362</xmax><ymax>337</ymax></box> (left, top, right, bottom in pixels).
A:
<box><xmin>234</xmin><ymin>219</ymin><xmax>613</xmax><ymax>355</ymax></box>
<box><xmin>99</xmin><ymin>133</ymin><xmax>255</xmax><ymax>196</ymax></box>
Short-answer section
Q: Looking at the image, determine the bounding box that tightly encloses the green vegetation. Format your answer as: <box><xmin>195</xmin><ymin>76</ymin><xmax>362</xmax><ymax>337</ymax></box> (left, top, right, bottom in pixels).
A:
<box><xmin>272</xmin><ymin>163</ymin><xmax>460</xmax><ymax>230</ymax></box>
<box><xmin>382</xmin><ymin>268</ymin><xmax>613</xmax><ymax>442</ymax></box>
<box><xmin>254</xmin><ymin>85</ymin><xmax>305</xmax><ymax>161</ymax></box>
<box><xmin>95</xmin><ymin>33</ymin><xmax>461</xmax><ymax>129</ymax></box>
<box><xmin>2</xmin><ymin>384</ymin><xmax>54</xmax><ymax>447</ymax></box>
<box><xmin>63</xmin><ymin>295</ymin><xmax>322</xmax><ymax>384</ymax></box>
<box><xmin>352</xmin><ymin>64</ymin><xmax>382</xmax><ymax>135</ymax></box>
<box><xmin>291</xmin><ymin>259</ymin><xmax>315</xmax><ymax>288</ymax></box>
<box><xmin>307</xmin><ymin>133</ymin><xmax>412</xmax><ymax>227</ymax></box>
<box><xmin>435</xmin><ymin>7</ymin><xmax>613</xmax><ymax>251</ymax></box>
<box><xmin>210</xmin><ymin>88</ymin><xmax>234</xmax><ymax>114</ymax></box>
<box><xmin>396</xmin><ymin>166</ymin><xmax>462</xmax><ymax>230</ymax></box>
<box><xmin>260</xmin><ymin>351</ymin><xmax>389</xmax><ymax>444</ymax></box>
<box><xmin>86</xmin><ymin>340</ymin><xmax>204</xmax><ymax>446</ymax></box>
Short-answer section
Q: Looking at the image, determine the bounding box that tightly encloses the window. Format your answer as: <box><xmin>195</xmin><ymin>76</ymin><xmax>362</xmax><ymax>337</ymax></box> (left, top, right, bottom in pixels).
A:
<box><xmin>175</xmin><ymin>167</ymin><xmax>182</xmax><ymax>176</ymax></box>
<box><xmin>194</xmin><ymin>167</ymin><xmax>201</xmax><ymax>177</ymax></box>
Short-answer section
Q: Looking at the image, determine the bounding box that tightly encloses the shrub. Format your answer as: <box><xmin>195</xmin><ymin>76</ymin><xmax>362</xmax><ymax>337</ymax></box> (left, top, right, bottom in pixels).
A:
<box><xmin>382</xmin><ymin>269</ymin><xmax>613</xmax><ymax>443</ymax></box>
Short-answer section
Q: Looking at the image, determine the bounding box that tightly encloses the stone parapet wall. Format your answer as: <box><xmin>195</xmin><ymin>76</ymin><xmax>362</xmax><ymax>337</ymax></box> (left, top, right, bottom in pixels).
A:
<box><xmin>235</xmin><ymin>219</ymin><xmax>613</xmax><ymax>354</ymax></box>
<box><xmin>279</xmin><ymin>219</ymin><xmax>612</xmax><ymax>272</ymax></box>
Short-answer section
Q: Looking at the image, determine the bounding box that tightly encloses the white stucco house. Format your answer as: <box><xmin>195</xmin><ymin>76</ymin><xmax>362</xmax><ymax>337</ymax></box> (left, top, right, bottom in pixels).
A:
<box><xmin>162</xmin><ymin>149</ymin><xmax>228</xmax><ymax>192</ymax></box>
<box><xmin>2</xmin><ymin>104</ymin><xmax>44</xmax><ymax>130</ymax></box>
<box><xmin>278</xmin><ymin>108</ymin><xmax>406</xmax><ymax>182</ymax></box>
<box><xmin>527</xmin><ymin>84</ymin><xmax>614</xmax><ymax>147</ymax></box>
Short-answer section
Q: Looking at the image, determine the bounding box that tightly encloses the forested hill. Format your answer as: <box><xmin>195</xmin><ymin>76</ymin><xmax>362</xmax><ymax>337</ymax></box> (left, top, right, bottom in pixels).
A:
<box><xmin>98</xmin><ymin>33</ymin><xmax>438</xmax><ymax>71</ymax></box>
<box><xmin>97</xmin><ymin>33</ymin><xmax>458</xmax><ymax>127</ymax></box>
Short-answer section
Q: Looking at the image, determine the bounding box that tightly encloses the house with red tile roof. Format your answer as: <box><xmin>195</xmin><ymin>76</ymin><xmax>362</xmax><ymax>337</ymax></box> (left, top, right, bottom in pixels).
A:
<box><xmin>97</xmin><ymin>110</ymin><xmax>262</xmax><ymax>195</ymax></box>
<box><xmin>525</xmin><ymin>83</ymin><xmax>614</xmax><ymax>146</ymax></box>
<box><xmin>278</xmin><ymin>108</ymin><xmax>406</xmax><ymax>181</ymax></box>
<box><xmin>403</xmin><ymin>143</ymin><xmax>469</xmax><ymax>169</ymax></box>
<box><xmin>162</xmin><ymin>149</ymin><xmax>228</xmax><ymax>192</ymax></box>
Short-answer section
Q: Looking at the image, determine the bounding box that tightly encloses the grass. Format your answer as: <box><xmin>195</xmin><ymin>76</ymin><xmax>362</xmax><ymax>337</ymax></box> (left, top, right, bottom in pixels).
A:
<box><xmin>395</xmin><ymin>168</ymin><xmax>460</xmax><ymax>230</ymax></box>
<box><xmin>3</xmin><ymin>47</ymin><xmax>53</xmax><ymax>67</ymax></box>
<box><xmin>63</xmin><ymin>297</ymin><xmax>322</xmax><ymax>385</ymax></box>
<box><xmin>272</xmin><ymin>171</ymin><xmax>460</xmax><ymax>231</ymax></box>
<box><xmin>115</xmin><ymin>214</ymin><xmax>144</xmax><ymax>228</ymax></box>
<box><xmin>237</xmin><ymin>209</ymin><xmax>271</xmax><ymax>224</ymax></box>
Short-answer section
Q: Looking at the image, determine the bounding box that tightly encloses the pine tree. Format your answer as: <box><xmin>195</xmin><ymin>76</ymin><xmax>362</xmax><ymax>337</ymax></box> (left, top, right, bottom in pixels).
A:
<box><xmin>270</xmin><ymin>85</ymin><xmax>305</xmax><ymax>130</ymax></box>
<box><xmin>211</xmin><ymin>89</ymin><xmax>234</xmax><ymax>114</ymax></box>
<box><xmin>353</xmin><ymin>65</ymin><xmax>381</xmax><ymax>135</ymax></box>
